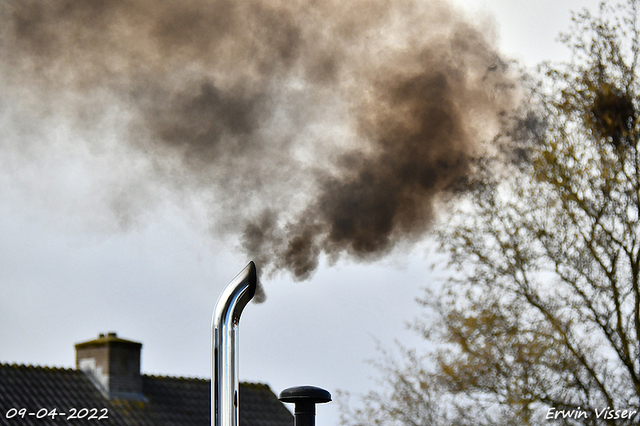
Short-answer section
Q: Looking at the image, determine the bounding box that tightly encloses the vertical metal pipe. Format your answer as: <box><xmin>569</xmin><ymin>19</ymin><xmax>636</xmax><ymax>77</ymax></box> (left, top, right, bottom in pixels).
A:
<box><xmin>212</xmin><ymin>261</ymin><xmax>257</xmax><ymax>426</ymax></box>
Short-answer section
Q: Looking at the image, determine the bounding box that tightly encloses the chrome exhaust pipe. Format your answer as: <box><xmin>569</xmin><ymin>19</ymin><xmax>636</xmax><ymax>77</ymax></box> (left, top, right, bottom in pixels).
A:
<box><xmin>212</xmin><ymin>261</ymin><xmax>257</xmax><ymax>426</ymax></box>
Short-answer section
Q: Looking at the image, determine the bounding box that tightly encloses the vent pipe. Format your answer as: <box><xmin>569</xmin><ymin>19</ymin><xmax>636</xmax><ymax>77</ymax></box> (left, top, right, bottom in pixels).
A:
<box><xmin>279</xmin><ymin>386</ymin><xmax>332</xmax><ymax>426</ymax></box>
<box><xmin>212</xmin><ymin>261</ymin><xmax>257</xmax><ymax>426</ymax></box>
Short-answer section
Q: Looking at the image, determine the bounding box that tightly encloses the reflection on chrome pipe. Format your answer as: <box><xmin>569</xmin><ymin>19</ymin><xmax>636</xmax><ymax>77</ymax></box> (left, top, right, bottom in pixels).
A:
<box><xmin>212</xmin><ymin>261</ymin><xmax>257</xmax><ymax>426</ymax></box>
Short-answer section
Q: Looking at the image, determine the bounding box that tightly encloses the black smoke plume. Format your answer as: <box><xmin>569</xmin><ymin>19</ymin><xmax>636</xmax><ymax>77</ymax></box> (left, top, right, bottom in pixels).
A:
<box><xmin>0</xmin><ymin>0</ymin><xmax>516</xmax><ymax>283</ymax></box>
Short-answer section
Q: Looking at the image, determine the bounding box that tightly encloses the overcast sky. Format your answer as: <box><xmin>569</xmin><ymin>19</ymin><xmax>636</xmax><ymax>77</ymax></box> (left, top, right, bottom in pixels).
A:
<box><xmin>0</xmin><ymin>1</ymin><xmax>603</xmax><ymax>425</ymax></box>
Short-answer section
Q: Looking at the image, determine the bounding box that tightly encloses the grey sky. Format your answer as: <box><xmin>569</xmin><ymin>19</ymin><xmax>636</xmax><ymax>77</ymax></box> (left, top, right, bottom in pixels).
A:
<box><xmin>1</xmin><ymin>1</ymin><xmax>602</xmax><ymax>425</ymax></box>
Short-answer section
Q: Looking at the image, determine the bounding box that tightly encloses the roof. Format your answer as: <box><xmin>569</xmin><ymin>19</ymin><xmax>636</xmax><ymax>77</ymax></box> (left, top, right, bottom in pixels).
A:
<box><xmin>0</xmin><ymin>363</ymin><xmax>293</xmax><ymax>426</ymax></box>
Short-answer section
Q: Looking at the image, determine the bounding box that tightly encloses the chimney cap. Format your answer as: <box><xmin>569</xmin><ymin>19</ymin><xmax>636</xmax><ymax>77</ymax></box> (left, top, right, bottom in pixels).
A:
<box><xmin>75</xmin><ymin>332</ymin><xmax>142</xmax><ymax>350</ymax></box>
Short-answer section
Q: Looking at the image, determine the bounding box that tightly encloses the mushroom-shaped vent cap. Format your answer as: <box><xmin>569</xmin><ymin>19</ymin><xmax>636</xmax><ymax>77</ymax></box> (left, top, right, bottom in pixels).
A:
<box><xmin>279</xmin><ymin>386</ymin><xmax>332</xmax><ymax>404</ymax></box>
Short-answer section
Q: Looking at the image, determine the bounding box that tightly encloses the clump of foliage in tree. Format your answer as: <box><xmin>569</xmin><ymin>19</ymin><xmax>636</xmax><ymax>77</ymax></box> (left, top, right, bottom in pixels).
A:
<box><xmin>340</xmin><ymin>1</ymin><xmax>640</xmax><ymax>425</ymax></box>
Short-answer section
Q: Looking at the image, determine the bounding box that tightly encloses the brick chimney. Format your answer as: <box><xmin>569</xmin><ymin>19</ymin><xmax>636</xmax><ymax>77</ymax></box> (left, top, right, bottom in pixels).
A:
<box><xmin>75</xmin><ymin>332</ymin><xmax>145</xmax><ymax>401</ymax></box>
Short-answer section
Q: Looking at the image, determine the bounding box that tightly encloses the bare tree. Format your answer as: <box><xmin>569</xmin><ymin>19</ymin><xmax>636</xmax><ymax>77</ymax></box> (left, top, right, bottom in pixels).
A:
<box><xmin>341</xmin><ymin>1</ymin><xmax>640</xmax><ymax>425</ymax></box>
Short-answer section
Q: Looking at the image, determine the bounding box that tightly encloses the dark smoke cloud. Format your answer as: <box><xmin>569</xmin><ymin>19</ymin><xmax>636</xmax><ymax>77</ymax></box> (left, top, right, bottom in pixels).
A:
<box><xmin>0</xmin><ymin>0</ymin><xmax>516</xmax><ymax>284</ymax></box>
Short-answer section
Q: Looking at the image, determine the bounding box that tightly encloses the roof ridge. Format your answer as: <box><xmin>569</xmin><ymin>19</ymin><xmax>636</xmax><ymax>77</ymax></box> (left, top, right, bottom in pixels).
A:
<box><xmin>239</xmin><ymin>382</ymin><xmax>273</xmax><ymax>390</ymax></box>
<box><xmin>0</xmin><ymin>362</ymin><xmax>77</xmax><ymax>372</ymax></box>
<box><xmin>141</xmin><ymin>374</ymin><xmax>273</xmax><ymax>389</ymax></box>
<box><xmin>143</xmin><ymin>372</ymin><xmax>210</xmax><ymax>381</ymax></box>
<box><xmin>1</xmin><ymin>363</ymin><xmax>273</xmax><ymax>391</ymax></box>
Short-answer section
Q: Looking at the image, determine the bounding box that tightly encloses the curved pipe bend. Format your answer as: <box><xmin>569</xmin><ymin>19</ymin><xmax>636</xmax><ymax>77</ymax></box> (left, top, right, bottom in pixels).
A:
<box><xmin>212</xmin><ymin>261</ymin><xmax>257</xmax><ymax>426</ymax></box>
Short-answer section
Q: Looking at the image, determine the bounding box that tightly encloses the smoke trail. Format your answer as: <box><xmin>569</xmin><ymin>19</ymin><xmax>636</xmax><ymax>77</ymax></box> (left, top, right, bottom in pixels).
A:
<box><xmin>0</xmin><ymin>0</ymin><xmax>515</xmax><ymax>283</ymax></box>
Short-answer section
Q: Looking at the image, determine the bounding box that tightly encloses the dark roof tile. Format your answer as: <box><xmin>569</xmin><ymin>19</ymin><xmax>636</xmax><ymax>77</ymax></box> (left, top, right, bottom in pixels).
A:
<box><xmin>0</xmin><ymin>364</ymin><xmax>292</xmax><ymax>426</ymax></box>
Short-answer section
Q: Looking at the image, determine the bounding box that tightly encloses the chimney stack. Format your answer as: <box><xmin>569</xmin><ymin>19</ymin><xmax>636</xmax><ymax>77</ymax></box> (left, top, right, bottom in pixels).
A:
<box><xmin>75</xmin><ymin>332</ymin><xmax>145</xmax><ymax>401</ymax></box>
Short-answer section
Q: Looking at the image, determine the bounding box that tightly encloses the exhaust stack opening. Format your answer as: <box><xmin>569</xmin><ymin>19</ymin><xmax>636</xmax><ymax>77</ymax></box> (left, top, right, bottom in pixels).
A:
<box><xmin>212</xmin><ymin>261</ymin><xmax>257</xmax><ymax>426</ymax></box>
